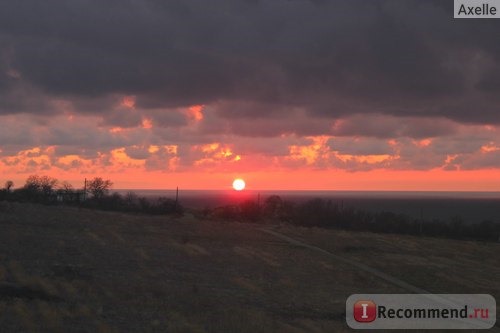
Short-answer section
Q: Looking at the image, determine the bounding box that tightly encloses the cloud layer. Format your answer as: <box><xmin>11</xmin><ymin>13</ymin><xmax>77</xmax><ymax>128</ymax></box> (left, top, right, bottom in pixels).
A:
<box><xmin>1</xmin><ymin>0</ymin><xmax>500</xmax><ymax>187</ymax></box>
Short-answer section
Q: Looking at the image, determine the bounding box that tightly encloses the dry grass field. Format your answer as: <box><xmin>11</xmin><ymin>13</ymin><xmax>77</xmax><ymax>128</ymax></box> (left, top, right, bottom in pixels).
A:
<box><xmin>0</xmin><ymin>201</ymin><xmax>498</xmax><ymax>332</ymax></box>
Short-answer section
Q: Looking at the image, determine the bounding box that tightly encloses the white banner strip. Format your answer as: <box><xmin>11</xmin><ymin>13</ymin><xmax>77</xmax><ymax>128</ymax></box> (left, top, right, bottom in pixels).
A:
<box><xmin>454</xmin><ymin>0</ymin><xmax>500</xmax><ymax>18</ymax></box>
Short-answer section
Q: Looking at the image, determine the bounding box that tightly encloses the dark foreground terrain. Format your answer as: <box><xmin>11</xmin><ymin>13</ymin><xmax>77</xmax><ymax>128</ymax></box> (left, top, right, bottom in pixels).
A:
<box><xmin>0</xmin><ymin>202</ymin><xmax>499</xmax><ymax>332</ymax></box>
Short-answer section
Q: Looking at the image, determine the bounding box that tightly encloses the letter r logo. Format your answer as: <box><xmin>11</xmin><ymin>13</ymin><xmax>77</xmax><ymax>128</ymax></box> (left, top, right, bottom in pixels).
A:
<box><xmin>354</xmin><ymin>300</ymin><xmax>377</xmax><ymax>322</ymax></box>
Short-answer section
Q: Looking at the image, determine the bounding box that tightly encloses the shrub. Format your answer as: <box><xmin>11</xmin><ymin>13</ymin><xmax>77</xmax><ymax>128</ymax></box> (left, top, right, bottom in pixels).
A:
<box><xmin>240</xmin><ymin>200</ymin><xmax>260</xmax><ymax>222</ymax></box>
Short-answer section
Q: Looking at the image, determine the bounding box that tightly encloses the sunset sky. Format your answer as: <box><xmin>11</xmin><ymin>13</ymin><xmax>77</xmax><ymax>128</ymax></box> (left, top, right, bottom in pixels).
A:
<box><xmin>1</xmin><ymin>1</ymin><xmax>500</xmax><ymax>191</ymax></box>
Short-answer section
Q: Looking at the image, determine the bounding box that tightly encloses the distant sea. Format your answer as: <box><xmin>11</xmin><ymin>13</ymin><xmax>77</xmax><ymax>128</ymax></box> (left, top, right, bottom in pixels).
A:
<box><xmin>116</xmin><ymin>190</ymin><xmax>500</xmax><ymax>224</ymax></box>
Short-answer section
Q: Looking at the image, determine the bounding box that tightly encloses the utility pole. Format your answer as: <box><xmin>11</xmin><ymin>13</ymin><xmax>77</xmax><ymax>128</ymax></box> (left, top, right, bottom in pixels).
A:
<box><xmin>83</xmin><ymin>178</ymin><xmax>87</xmax><ymax>201</ymax></box>
<box><xmin>419</xmin><ymin>207</ymin><xmax>423</xmax><ymax>235</ymax></box>
<box><xmin>257</xmin><ymin>192</ymin><xmax>261</xmax><ymax>220</ymax></box>
<box><xmin>175</xmin><ymin>186</ymin><xmax>179</xmax><ymax>212</ymax></box>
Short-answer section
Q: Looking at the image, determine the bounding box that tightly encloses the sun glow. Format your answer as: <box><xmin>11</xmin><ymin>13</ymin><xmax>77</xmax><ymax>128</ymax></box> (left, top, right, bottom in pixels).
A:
<box><xmin>232</xmin><ymin>178</ymin><xmax>246</xmax><ymax>191</ymax></box>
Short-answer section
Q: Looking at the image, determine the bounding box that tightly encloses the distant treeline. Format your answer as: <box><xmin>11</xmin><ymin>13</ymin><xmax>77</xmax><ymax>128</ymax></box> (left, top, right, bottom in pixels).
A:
<box><xmin>2</xmin><ymin>176</ymin><xmax>499</xmax><ymax>241</ymax></box>
<box><xmin>0</xmin><ymin>176</ymin><xmax>182</xmax><ymax>215</ymax></box>
<box><xmin>204</xmin><ymin>196</ymin><xmax>500</xmax><ymax>242</ymax></box>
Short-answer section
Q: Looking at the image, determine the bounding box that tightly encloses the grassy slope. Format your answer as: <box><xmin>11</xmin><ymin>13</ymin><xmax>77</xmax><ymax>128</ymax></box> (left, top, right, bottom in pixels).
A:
<box><xmin>0</xmin><ymin>201</ymin><xmax>498</xmax><ymax>333</ymax></box>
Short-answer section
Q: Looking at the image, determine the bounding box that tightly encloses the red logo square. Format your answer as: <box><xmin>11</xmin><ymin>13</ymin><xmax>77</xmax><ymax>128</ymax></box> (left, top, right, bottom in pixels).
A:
<box><xmin>354</xmin><ymin>300</ymin><xmax>377</xmax><ymax>322</ymax></box>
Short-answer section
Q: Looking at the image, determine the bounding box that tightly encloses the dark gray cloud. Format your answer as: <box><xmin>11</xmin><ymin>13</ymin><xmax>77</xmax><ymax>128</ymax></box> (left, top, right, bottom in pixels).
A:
<box><xmin>200</xmin><ymin>103</ymin><xmax>333</xmax><ymax>137</ymax></box>
<box><xmin>327</xmin><ymin>137</ymin><xmax>392</xmax><ymax>155</ymax></box>
<box><xmin>331</xmin><ymin>115</ymin><xmax>458</xmax><ymax>139</ymax></box>
<box><xmin>458</xmin><ymin>150</ymin><xmax>500</xmax><ymax>170</ymax></box>
<box><xmin>0</xmin><ymin>0</ymin><xmax>499</xmax><ymax>130</ymax></box>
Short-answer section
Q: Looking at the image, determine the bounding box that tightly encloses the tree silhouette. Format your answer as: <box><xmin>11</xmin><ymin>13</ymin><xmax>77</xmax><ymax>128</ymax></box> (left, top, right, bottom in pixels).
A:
<box><xmin>40</xmin><ymin>176</ymin><xmax>58</xmax><ymax>196</ymax></box>
<box><xmin>59</xmin><ymin>181</ymin><xmax>74</xmax><ymax>193</ymax></box>
<box><xmin>24</xmin><ymin>175</ymin><xmax>58</xmax><ymax>195</ymax></box>
<box><xmin>4</xmin><ymin>180</ymin><xmax>14</xmax><ymax>192</ymax></box>
<box><xmin>20</xmin><ymin>175</ymin><xmax>58</xmax><ymax>202</ymax></box>
<box><xmin>264</xmin><ymin>195</ymin><xmax>283</xmax><ymax>217</ymax></box>
<box><xmin>86</xmin><ymin>177</ymin><xmax>113</xmax><ymax>199</ymax></box>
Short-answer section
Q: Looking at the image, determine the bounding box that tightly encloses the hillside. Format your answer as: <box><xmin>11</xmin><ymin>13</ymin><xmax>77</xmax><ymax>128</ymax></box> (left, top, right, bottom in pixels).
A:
<box><xmin>0</xmin><ymin>202</ymin><xmax>498</xmax><ymax>332</ymax></box>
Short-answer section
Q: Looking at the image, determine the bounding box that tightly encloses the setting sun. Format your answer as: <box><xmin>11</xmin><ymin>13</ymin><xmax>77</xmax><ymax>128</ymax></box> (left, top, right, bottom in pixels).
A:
<box><xmin>232</xmin><ymin>178</ymin><xmax>246</xmax><ymax>191</ymax></box>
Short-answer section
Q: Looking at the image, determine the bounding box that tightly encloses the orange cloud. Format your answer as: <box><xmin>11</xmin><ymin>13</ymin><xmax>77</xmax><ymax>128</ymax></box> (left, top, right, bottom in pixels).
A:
<box><xmin>120</xmin><ymin>95</ymin><xmax>136</xmax><ymax>109</ymax></box>
<box><xmin>287</xmin><ymin>136</ymin><xmax>330</xmax><ymax>165</ymax></box>
<box><xmin>148</xmin><ymin>145</ymin><xmax>160</xmax><ymax>153</ymax></box>
<box><xmin>335</xmin><ymin>153</ymin><xmax>393</xmax><ymax>164</ymax></box>
<box><xmin>164</xmin><ymin>145</ymin><xmax>178</xmax><ymax>154</ymax></box>
<box><xmin>190</xmin><ymin>142</ymin><xmax>241</xmax><ymax>169</ymax></box>
<box><xmin>142</xmin><ymin>118</ymin><xmax>153</xmax><ymax>129</ymax></box>
<box><xmin>415</xmin><ymin>138</ymin><xmax>432</xmax><ymax>147</ymax></box>
<box><xmin>186</xmin><ymin>105</ymin><xmax>204</xmax><ymax>122</ymax></box>
<box><xmin>3</xmin><ymin>147</ymin><xmax>54</xmax><ymax>172</ymax></box>
<box><xmin>56</xmin><ymin>154</ymin><xmax>92</xmax><ymax>170</ymax></box>
<box><xmin>480</xmin><ymin>143</ymin><xmax>500</xmax><ymax>153</ymax></box>
<box><xmin>110</xmin><ymin>148</ymin><xmax>145</xmax><ymax>168</ymax></box>
<box><xmin>109</xmin><ymin>127</ymin><xmax>124</xmax><ymax>133</ymax></box>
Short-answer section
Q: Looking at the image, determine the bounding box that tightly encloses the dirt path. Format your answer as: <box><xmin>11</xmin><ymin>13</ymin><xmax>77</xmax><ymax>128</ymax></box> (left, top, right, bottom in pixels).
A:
<box><xmin>260</xmin><ymin>227</ymin><xmax>431</xmax><ymax>294</ymax></box>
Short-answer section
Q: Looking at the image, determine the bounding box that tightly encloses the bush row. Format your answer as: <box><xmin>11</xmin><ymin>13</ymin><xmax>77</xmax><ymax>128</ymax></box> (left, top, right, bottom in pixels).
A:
<box><xmin>0</xmin><ymin>176</ymin><xmax>182</xmax><ymax>215</ymax></box>
<box><xmin>206</xmin><ymin>196</ymin><xmax>500</xmax><ymax>242</ymax></box>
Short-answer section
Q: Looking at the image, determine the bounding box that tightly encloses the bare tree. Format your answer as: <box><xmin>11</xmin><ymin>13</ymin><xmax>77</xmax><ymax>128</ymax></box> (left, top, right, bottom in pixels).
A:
<box><xmin>24</xmin><ymin>175</ymin><xmax>41</xmax><ymax>192</ymax></box>
<box><xmin>86</xmin><ymin>177</ymin><xmax>113</xmax><ymax>199</ymax></box>
<box><xmin>59</xmin><ymin>181</ymin><xmax>74</xmax><ymax>194</ymax></box>
<box><xmin>24</xmin><ymin>175</ymin><xmax>58</xmax><ymax>195</ymax></box>
<box><xmin>4</xmin><ymin>180</ymin><xmax>14</xmax><ymax>192</ymax></box>
<box><xmin>40</xmin><ymin>176</ymin><xmax>58</xmax><ymax>196</ymax></box>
